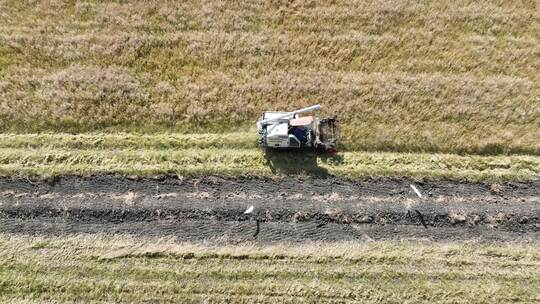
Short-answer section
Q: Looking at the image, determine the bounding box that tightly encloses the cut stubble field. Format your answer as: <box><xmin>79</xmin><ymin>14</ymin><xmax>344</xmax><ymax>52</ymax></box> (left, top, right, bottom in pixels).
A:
<box><xmin>0</xmin><ymin>174</ymin><xmax>539</xmax><ymax>303</ymax></box>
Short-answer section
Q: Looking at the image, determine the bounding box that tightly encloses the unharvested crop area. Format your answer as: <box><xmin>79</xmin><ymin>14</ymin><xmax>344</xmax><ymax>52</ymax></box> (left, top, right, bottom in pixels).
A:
<box><xmin>1</xmin><ymin>0</ymin><xmax>539</xmax><ymax>154</ymax></box>
<box><xmin>0</xmin><ymin>133</ymin><xmax>539</xmax><ymax>181</ymax></box>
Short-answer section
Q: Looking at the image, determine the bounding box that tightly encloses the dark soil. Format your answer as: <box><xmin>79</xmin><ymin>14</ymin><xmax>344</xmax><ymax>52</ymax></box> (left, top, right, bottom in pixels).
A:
<box><xmin>0</xmin><ymin>175</ymin><xmax>538</xmax><ymax>243</ymax></box>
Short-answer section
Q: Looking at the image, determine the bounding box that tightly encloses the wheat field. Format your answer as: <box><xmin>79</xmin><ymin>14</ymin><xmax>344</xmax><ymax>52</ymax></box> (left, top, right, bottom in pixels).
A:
<box><xmin>1</xmin><ymin>0</ymin><xmax>539</xmax><ymax>154</ymax></box>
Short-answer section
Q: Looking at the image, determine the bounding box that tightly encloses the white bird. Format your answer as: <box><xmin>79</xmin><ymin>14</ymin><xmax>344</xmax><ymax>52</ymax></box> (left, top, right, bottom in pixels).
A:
<box><xmin>410</xmin><ymin>184</ymin><xmax>422</xmax><ymax>199</ymax></box>
<box><xmin>243</xmin><ymin>205</ymin><xmax>254</xmax><ymax>214</ymax></box>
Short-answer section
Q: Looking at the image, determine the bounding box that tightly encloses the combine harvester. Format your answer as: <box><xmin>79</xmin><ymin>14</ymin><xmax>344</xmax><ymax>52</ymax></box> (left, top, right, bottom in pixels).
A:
<box><xmin>257</xmin><ymin>104</ymin><xmax>339</xmax><ymax>152</ymax></box>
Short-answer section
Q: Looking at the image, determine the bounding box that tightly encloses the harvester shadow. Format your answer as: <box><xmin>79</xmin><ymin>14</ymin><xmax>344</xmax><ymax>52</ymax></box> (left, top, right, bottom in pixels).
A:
<box><xmin>263</xmin><ymin>149</ymin><xmax>343</xmax><ymax>177</ymax></box>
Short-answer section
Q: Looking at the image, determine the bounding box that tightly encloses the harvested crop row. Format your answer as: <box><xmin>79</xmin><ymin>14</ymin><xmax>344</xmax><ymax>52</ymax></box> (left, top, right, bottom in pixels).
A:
<box><xmin>1</xmin><ymin>146</ymin><xmax>538</xmax><ymax>181</ymax></box>
<box><xmin>0</xmin><ymin>235</ymin><xmax>538</xmax><ymax>303</ymax></box>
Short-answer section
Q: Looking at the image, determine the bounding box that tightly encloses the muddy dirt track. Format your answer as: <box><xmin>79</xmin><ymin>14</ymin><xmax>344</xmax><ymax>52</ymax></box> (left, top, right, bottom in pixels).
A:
<box><xmin>0</xmin><ymin>175</ymin><xmax>539</xmax><ymax>243</ymax></box>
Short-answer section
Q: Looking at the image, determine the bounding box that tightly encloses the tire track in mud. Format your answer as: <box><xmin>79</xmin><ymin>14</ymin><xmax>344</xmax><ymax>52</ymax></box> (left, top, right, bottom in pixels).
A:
<box><xmin>0</xmin><ymin>175</ymin><xmax>539</xmax><ymax>243</ymax></box>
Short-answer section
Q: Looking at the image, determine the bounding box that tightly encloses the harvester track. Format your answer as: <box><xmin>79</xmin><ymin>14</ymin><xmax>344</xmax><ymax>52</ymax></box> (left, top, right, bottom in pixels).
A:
<box><xmin>0</xmin><ymin>175</ymin><xmax>538</xmax><ymax>243</ymax></box>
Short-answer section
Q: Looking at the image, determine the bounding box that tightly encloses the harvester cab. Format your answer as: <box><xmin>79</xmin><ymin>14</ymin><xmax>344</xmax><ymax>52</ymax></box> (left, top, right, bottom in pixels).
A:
<box><xmin>257</xmin><ymin>104</ymin><xmax>339</xmax><ymax>152</ymax></box>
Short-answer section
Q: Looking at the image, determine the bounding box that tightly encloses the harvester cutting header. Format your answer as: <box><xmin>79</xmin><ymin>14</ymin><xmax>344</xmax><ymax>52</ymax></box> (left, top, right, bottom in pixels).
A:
<box><xmin>257</xmin><ymin>104</ymin><xmax>339</xmax><ymax>152</ymax></box>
